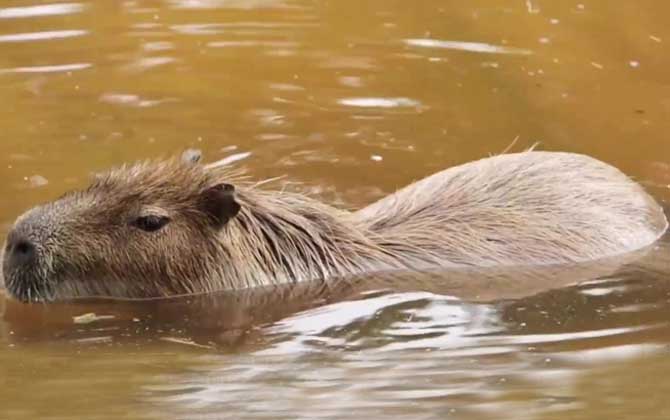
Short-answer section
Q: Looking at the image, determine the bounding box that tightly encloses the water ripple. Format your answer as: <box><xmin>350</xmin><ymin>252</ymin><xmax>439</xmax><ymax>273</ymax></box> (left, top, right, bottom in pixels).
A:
<box><xmin>404</xmin><ymin>38</ymin><xmax>533</xmax><ymax>55</ymax></box>
<box><xmin>0</xmin><ymin>30</ymin><xmax>87</xmax><ymax>43</ymax></box>
<box><xmin>0</xmin><ymin>3</ymin><xmax>84</xmax><ymax>19</ymax></box>
<box><xmin>339</xmin><ymin>97</ymin><xmax>422</xmax><ymax>108</ymax></box>
<box><xmin>168</xmin><ymin>0</ymin><xmax>297</xmax><ymax>10</ymax></box>
<box><xmin>171</xmin><ymin>22</ymin><xmax>316</xmax><ymax>35</ymax></box>
<box><xmin>207</xmin><ymin>40</ymin><xmax>298</xmax><ymax>48</ymax></box>
<box><xmin>0</xmin><ymin>63</ymin><xmax>91</xmax><ymax>74</ymax></box>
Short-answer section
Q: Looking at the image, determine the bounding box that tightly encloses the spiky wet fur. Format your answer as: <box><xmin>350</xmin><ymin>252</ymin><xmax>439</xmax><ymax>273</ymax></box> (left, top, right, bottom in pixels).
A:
<box><xmin>1</xmin><ymin>150</ymin><xmax>667</xmax><ymax>302</ymax></box>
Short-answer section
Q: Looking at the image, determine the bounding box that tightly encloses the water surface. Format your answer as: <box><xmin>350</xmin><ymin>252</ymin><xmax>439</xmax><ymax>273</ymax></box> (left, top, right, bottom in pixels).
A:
<box><xmin>2</xmin><ymin>1</ymin><xmax>670</xmax><ymax>419</ymax></box>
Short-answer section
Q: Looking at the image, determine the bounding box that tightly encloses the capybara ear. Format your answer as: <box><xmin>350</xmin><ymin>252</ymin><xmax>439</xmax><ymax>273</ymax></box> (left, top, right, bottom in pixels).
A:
<box><xmin>182</xmin><ymin>149</ymin><xmax>202</xmax><ymax>165</ymax></box>
<box><xmin>199</xmin><ymin>183</ymin><xmax>241</xmax><ymax>227</ymax></box>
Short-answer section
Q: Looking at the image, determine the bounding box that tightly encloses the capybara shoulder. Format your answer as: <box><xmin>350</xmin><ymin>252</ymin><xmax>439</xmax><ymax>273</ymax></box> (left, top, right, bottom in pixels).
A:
<box><xmin>1</xmin><ymin>151</ymin><xmax>666</xmax><ymax>302</ymax></box>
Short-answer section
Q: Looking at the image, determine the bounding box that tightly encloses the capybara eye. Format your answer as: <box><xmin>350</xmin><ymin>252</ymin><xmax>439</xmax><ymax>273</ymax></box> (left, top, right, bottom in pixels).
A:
<box><xmin>134</xmin><ymin>215</ymin><xmax>170</xmax><ymax>232</ymax></box>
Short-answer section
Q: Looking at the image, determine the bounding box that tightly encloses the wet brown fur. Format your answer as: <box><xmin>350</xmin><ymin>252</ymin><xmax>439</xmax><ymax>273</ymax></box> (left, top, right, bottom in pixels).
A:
<box><xmin>1</xmin><ymin>150</ymin><xmax>667</xmax><ymax>302</ymax></box>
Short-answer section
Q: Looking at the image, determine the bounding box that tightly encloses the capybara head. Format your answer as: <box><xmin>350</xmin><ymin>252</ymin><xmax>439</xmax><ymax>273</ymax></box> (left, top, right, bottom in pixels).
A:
<box><xmin>1</xmin><ymin>155</ymin><xmax>242</xmax><ymax>302</ymax></box>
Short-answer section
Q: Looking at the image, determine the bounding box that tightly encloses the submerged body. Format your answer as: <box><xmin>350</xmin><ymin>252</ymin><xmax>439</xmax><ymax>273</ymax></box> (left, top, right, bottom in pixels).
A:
<box><xmin>1</xmin><ymin>151</ymin><xmax>667</xmax><ymax>302</ymax></box>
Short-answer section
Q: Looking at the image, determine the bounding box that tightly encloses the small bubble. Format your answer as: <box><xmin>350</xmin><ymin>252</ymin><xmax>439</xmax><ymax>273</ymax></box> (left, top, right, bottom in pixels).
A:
<box><xmin>629</xmin><ymin>60</ymin><xmax>640</xmax><ymax>68</ymax></box>
<box><xmin>550</xmin><ymin>18</ymin><xmax>560</xmax><ymax>24</ymax></box>
<box><xmin>370</xmin><ymin>155</ymin><xmax>383</xmax><ymax>162</ymax></box>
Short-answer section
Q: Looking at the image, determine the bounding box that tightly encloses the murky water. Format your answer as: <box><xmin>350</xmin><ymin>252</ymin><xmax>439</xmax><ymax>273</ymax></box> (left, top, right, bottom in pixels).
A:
<box><xmin>2</xmin><ymin>0</ymin><xmax>670</xmax><ymax>419</ymax></box>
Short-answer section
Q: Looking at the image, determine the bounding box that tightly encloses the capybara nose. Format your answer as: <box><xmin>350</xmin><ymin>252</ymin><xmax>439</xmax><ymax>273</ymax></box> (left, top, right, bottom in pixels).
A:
<box><xmin>4</xmin><ymin>233</ymin><xmax>37</xmax><ymax>270</ymax></box>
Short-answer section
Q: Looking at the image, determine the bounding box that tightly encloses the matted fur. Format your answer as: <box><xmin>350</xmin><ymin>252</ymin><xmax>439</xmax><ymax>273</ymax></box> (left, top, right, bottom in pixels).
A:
<box><xmin>1</xmin><ymin>150</ymin><xmax>667</xmax><ymax>302</ymax></box>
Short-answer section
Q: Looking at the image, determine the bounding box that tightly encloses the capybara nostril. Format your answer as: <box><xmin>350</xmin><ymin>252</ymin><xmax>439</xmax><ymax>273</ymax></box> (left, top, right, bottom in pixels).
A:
<box><xmin>7</xmin><ymin>236</ymin><xmax>37</xmax><ymax>268</ymax></box>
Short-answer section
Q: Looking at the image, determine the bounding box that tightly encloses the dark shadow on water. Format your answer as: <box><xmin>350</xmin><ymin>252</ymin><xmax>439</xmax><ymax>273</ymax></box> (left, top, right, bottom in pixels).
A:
<box><xmin>1</xmin><ymin>238</ymin><xmax>668</xmax><ymax>352</ymax></box>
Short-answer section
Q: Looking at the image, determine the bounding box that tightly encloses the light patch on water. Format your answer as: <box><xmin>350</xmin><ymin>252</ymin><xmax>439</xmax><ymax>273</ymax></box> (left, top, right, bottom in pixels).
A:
<box><xmin>339</xmin><ymin>97</ymin><xmax>422</xmax><ymax>108</ymax></box>
<box><xmin>172</xmin><ymin>23</ymin><xmax>221</xmax><ymax>35</ymax></box>
<box><xmin>99</xmin><ymin>92</ymin><xmax>178</xmax><ymax>108</ymax></box>
<box><xmin>168</xmin><ymin>0</ymin><xmax>293</xmax><ymax>10</ymax></box>
<box><xmin>259</xmin><ymin>292</ymin><xmax>502</xmax><ymax>355</ymax></box>
<box><xmin>611</xmin><ymin>303</ymin><xmax>659</xmax><ymax>313</ymax></box>
<box><xmin>0</xmin><ymin>63</ymin><xmax>91</xmax><ymax>74</ymax></box>
<box><xmin>0</xmin><ymin>3</ymin><xmax>84</xmax><ymax>19</ymax></box>
<box><xmin>172</xmin><ymin>22</ymin><xmax>315</xmax><ymax>35</ymax></box>
<box><xmin>207</xmin><ymin>40</ymin><xmax>298</xmax><ymax>48</ymax></box>
<box><xmin>143</xmin><ymin>41</ymin><xmax>174</xmax><ymax>52</ymax></box>
<box><xmin>553</xmin><ymin>343</ymin><xmax>666</xmax><ymax>365</ymax></box>
<box><xmin>580</xmin><ymin>284</ymin><xmax>630</xmax><ymax>296</ymax></box>
<box><xmin>580</xmin><ymin>287</ymin><xmax>613</xmax><ymax>296</ymax></box>
<box><xmin>479</xmin><ymin>323</ymin><xmax>667</xmax><ymax>347</ymax></box>
<box><xmin>121</xmin><ymin>56</ymin><xmax>175</xmax><ymax>72</ymax></box>
<box><xmin>0</xmin><ymin>30</ymin><xmax>87</xmax><ymax>43</ymax></box>
<box><xmin>271</xmin><ymin>292</ymin><xmax>444</xmax><ymax>336</ymax></box>
<box><xmin>404</xmin><ymin>38</ymin><xmax>533</xmax><ymax>55</ymax></box>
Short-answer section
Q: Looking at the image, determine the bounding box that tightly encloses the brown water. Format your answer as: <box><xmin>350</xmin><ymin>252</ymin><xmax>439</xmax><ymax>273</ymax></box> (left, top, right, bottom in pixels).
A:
<box><xmin>2</xmin><ymin>0</ymin><xmax>670</xmax><ymax>419</ymax></box>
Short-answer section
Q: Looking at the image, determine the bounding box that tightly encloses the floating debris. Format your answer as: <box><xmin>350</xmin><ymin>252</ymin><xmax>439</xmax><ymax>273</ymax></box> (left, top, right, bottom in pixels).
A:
<box><xmin>205</xmin><ymin>151</ymin><xmax>252</xmax><ymax>169</ymax></box>
<box><xmin>73</xmin><ymin>313</ymin><xmax>116</xmax><ymax>324</ymax></box>
<box><xmin>28</xmin><ymin>175</ymin><xmax>48</xmax><ymax>188</ymax></box>
<box><xmin>160</xmin><ymin>337</ymin><xmax>215</xmax><ymax>349</ymax></box>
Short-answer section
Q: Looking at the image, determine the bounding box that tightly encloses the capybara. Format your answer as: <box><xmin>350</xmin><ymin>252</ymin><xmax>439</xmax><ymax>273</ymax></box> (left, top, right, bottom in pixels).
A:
<box><xmin>1</xmin><ymin>150</ymin><xmax>667</xmax><ymax>302</ymax></box>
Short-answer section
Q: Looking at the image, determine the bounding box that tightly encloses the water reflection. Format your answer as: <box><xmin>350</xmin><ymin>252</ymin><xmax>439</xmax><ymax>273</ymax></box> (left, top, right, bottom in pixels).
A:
<box><xmin>404</xmin><ymin>39</ymin><xmax>534</xmax><ymax>56</ymax></box>
<box><xmin>0</xmin><ymin>3</ymin><xmax>85</xmax><ymax>19</ymax></box>
<box><xmin>129</xmin><ymin>254</ymin><xmax>670</xmax><ymax>419</ymax></box>
<box><xmin>0</xmin><ymin>63</ymin><xmax>92</xmax><ymax>74</ymax></box>
<box><xmin>0</xmin><ymin>30</ymin><xmax>88</xmax><ymax>43</ymax></box>
<box><xmin>168</xmin><ymin>0</ymin><xmax>299</xmax><ymax>10</ymax></box>
<box><xmin>1</xmin><ymin>241</ymin><xmax>669</xmax><ymax>419</ymax></box>
<box><xmin>339</xmin><ymin>97</ymin><xmax>422</xmax><ymax>108</ymax></box>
